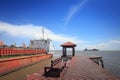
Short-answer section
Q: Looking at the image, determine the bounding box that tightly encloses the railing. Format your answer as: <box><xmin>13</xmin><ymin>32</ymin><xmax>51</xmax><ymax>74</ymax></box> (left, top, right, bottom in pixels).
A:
<box><xmin>0</xmin><ymin>48</ymin><xmax>46</xmax><ymax>57</ymax></box>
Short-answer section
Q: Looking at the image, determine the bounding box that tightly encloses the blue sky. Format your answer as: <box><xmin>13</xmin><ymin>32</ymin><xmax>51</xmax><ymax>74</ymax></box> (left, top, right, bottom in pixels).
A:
<box><xmin>0</xmin><ymin>0</ymin><xmax>120</xmax><ymax>50</ymax></box>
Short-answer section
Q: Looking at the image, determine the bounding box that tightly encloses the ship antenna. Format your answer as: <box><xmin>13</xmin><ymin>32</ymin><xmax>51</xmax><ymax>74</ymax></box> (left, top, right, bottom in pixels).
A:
<box><xmin>42</xmin><ymin>27</ymin><xmax>44</xmax><ymax>39</ymax></box>
<box><xmin>0</xmin><ymin>33</ymin><xmax>1</xmax><ymax>40</ymax></box>
<box><xmin>0</xmin><ymin>33</ymin><xmax>1</xmax><ymax>39</ymax></box>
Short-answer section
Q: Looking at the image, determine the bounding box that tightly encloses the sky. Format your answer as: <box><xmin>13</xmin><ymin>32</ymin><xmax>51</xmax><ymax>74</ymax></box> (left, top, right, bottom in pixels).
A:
<box><xmin>0</xmin><ymin>0</ymin><xmax>120</xmax><ymax>50</ymax></box>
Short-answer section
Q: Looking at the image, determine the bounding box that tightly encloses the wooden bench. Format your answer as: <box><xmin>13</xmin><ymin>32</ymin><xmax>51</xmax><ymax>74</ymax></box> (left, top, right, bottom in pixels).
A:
<box><xmin>44</xmin><ymin>57</ymin><xmax>66</xmax><ymax>77</ymax></box>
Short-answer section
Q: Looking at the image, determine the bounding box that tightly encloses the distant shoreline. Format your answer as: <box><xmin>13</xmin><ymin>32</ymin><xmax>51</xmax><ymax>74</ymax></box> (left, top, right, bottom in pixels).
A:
<box><xmin>54</xmin><ymin>50</ymin><xmax>120</xmax><ymax>51</ymax></box>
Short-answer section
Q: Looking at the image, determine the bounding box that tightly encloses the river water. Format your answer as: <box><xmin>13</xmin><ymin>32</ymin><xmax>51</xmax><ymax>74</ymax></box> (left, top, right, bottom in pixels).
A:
<box><xmin>0</xmin><ymin>50</ymin><xmax>120</xmax><ymax>80</ymax></box>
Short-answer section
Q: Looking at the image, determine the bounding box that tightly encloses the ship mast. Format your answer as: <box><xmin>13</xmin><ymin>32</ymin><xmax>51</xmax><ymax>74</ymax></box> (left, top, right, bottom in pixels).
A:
<box><xmin>0</xmin><ymin>33</ymin><xmax>1</xmax><ymax>40</ymax></box>
<box><xmin>42</xmin><ymin>27</ymin><xmax>44</xmax><ymax>39</ymax></box>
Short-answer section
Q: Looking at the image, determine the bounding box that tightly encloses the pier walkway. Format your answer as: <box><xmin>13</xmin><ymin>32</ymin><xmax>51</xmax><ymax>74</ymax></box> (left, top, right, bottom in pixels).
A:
<box><xmin>26</xmin><ymin>55</ymin><xmax>119</xmax><ymax>80</ymax></box>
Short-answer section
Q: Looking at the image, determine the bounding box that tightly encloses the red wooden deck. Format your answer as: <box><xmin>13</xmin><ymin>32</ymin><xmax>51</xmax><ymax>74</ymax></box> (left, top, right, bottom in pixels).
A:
<box><xmin>25</xmin><ymin>55</ymin><xmax>119</xmax><ymax>80</ymax></box>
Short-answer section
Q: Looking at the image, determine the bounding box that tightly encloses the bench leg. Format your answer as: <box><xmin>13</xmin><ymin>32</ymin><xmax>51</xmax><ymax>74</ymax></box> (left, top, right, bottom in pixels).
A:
<box><xmin>44</xmin><ymin>67</ymin><xmax>51</xmax><ymax>77</ymax></box>
<box><xmin>44</xmin><ymin>67</ymin><xmax>47</xmax><ymax>75</ymax></box>
<box><xmin>44</xmin><ymin>67</ymin><xmax>49</xmax><ymax>76</ymax></box>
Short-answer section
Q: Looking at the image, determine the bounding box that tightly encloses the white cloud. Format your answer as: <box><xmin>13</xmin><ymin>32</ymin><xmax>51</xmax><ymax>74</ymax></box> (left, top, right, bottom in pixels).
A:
<box><xmin>0</xmin><ymin>21</ymin><xmax>83</xmax><ymax>44</ymax></box>
<box><xmin>98</xmin><ymin>40</ymin><xmax>120</xmax><ymax>50</ymax></box>
<box><xmin>65</xmin><ymin>0</ymin><xmax>87</xmax><ymax>25</ymax></box>
<box><xmin>77</xmin><ymin>40</ymin><xmax>120</xmax><ymax>50</ymax></box>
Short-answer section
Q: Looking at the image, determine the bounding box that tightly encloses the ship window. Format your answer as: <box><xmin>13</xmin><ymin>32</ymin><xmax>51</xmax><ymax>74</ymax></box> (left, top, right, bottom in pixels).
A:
<box><xmin>31</xmin><ymin>41</ymin><xmax>33</xmax><ymax>44</ymax></box>
<box><xmin>45</xmin><ymin>40</ymin><xmax>47</xmax><ymax>43</ymax></box>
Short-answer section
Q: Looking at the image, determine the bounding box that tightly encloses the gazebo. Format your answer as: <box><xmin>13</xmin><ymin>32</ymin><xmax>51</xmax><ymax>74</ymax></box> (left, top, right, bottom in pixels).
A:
<box><xmin>60</xmin><ymin>41</ymin><xmax>76</xmax><ymax>57</ymax></box>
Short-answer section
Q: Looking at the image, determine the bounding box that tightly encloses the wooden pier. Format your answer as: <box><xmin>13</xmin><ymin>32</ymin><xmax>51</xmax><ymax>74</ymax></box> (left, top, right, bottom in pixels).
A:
<box><xmin>25</xmin><ymin>55</ymin><xmax>119</xmax><ymax>80</ymax></box>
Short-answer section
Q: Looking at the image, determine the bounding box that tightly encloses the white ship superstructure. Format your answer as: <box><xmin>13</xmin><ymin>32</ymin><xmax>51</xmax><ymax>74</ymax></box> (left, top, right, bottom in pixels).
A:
<box><xmin>29</xmin><ymin>39</ymin><xmax>51</xmax><ymax>53</ymax></box>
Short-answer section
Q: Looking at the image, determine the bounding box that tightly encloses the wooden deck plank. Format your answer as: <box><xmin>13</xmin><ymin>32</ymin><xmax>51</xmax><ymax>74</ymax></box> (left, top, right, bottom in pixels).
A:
<box><xmin>25</xmin><ymin>55</ymin><xmax>119</xmax><ymax>80</ymax></box>
<box><xmin>61</xmin><ymin>55</ymin><xmax>118</xmax><ymax>80</ymax></box>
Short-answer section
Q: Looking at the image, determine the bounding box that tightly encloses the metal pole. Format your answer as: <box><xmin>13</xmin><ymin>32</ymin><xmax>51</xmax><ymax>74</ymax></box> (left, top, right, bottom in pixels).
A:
<box><xmin>42</xmin><ymin>27</ymin><xmax>44</xmax><ymax>39</ymax></box>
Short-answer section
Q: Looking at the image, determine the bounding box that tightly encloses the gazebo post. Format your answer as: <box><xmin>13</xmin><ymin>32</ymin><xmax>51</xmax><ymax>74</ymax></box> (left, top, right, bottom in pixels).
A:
<box><xmin>65</xmin><ymin>47</ymin><xmax>67</xmax><ymax>56</ymax></box>
<box><xmin>72</xmin><ymin>47</ymin><xmax>75</xmax><ymax>56</ymax></box>
<box><xmin>63</xmin><ymin>47</ymin><xmax>66</xmax><ymax>57</ymax></box>
<box><xmin>62</xmin><ymin>47</ymin><xmax>64</xmax><ymax>56</ymax></box>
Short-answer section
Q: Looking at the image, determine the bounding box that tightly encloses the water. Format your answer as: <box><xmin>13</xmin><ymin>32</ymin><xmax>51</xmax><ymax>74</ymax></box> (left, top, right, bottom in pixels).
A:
<box><xmin>53</xmin><ymin>50</ymin><xmax>120</xmax><ymax>78</ymax></box>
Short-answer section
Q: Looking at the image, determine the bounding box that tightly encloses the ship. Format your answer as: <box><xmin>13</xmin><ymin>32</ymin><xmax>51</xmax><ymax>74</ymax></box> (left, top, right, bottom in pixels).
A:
<box><xmin>0</xmin><ymin>39</ymin><xmax>52</xmax><ymax>56</ymax></box>
<box><xmin>0</xmin><ymin>39</ymin><xmax>53</xmax><ymax>76</ymax></box>
<box><xmin>29</xmin><ymin>39</ymin><xmax>51</xmax><ymax>53</ymax></box>
<box><xmin>0</xmin><ymin>27</ymin><xmax>53</xmax><ymax>57</ymax></box>
<box><xmin>84</xmin><ymin>48</ymin><xmax>99</xmax><ymax>51</ymax></box>
<box><xmin>0</xmin><ymin>28</ymin><xmax>53</xmax><ymax>76</ymax></box>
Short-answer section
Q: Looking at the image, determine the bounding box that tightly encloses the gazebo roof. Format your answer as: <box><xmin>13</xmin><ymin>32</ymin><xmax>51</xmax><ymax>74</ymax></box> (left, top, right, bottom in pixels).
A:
<box><xmin>60</xmin><ymin>41</ymin><xmax>76</xmax><ymax>47</ymax></box>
